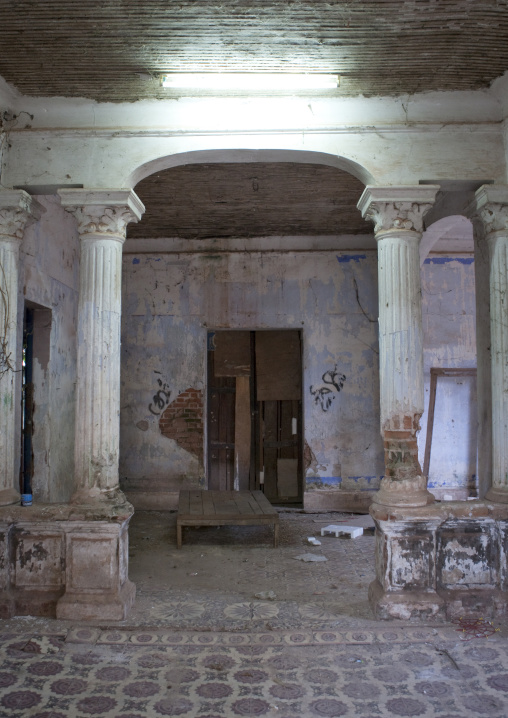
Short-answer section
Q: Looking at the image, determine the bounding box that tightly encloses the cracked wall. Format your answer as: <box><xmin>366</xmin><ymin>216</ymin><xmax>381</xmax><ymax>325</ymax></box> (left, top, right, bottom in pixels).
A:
<box><xmin>19</xmin><ymin>196</ymin><xmax>79</xmax><ymax>503</ymax></box>
<box><xmin>120</xmin><ymin>247</ymin><xmax>476</xmax><ymax>510</ymax></box>
<box><xmin>120</xmin><ymin>249</ymin><xmax>383</xmax><ymax>508</ymax></box>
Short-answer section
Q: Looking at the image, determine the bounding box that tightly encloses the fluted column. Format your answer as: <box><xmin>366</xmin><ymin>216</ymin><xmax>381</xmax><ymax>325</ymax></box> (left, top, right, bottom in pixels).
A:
<box><xmin>471</xmin><ymin>185</ymin><xmax>508</xmax><ymax>504</ymax></box>
<box><xmin>58</xmin><ymin>190</ymin><xmax>144</xmax><ymax>503</ymax></box>
<box><xmin>0</xmin><ymin>191</ymin><xmax>43</xmax><ymax>505</ymax></box>
<box><xmin>358</xmin><ymin>186</ymin><xmax>439</xmax><ymax>507</ymax></box>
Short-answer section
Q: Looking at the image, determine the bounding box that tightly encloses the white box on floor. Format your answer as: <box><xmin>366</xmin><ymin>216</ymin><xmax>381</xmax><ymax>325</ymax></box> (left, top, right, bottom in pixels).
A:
<box><xmin>321</xmin><ymin>524</ymin><xmax>363</xmax><ymax>539</ymax></box>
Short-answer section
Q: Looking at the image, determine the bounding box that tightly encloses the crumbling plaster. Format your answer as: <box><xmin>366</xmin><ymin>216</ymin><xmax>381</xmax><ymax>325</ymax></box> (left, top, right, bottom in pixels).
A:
<box><xmin>0</xmin><ymin>84</ymin><xmax>507</xmax><ymax>191</ymax></box>
<box><xmin>3</xmin><ymin>80</ymin><xmax>486</xmax><ymax>513</ymax></box>
<box><xmin>1</xmin><ymin>73</ymin><xmax>507</xmax><ymax>622</ymax></box>
<box><xmin>120</xmin><ymin>245</ymin><xmax>477</xmax><ymax>510</ymax></box>
<box><xmin>418</xmin><ymin>255</ymin><xmax>477</xmax><ymax>499</ymax></box>
<box><xmin>120</xmin><ymin>250</ymin><xmax>383</xmax><ymax>508</ymax></box>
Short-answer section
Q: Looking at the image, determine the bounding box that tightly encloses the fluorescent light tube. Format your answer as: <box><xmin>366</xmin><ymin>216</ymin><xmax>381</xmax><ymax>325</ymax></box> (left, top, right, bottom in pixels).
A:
<box><xmin>160</xmin><ymin>73</ymin><xmax>339</xmax><ymax>90</ymax></box>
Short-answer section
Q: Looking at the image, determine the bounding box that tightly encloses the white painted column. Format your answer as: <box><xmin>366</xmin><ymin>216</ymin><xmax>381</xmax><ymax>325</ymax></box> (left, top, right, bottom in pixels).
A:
<box><xmin>358</xmin><ymin>186</ymin><xmax>439</xmax><ymax>507</ymax></box>
<box><xmin>58</xmin><ymin>190</ymin><xmax>144</xmax><ymax>503</ymax></box>
<box><xmin>472</xmin><ymin>185</ymin><xmax>508</xmax><ymax>504</ymax></box>
<box><xmin>0</xmin><ymin>191</ymin><xmax>43</xmax><ymax>505</ymax></box>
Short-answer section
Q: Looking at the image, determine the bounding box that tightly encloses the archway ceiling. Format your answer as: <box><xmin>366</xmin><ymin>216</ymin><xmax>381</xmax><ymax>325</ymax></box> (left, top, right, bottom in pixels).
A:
<box><xmin>1</xmin><ymin>1</ymin><xmax>508</xmax><ymax>102</ymax></box>
<box><xmin>129</xmin><ymin>162</ymin><xmax>371</xmax><ymax>239</ymax></box>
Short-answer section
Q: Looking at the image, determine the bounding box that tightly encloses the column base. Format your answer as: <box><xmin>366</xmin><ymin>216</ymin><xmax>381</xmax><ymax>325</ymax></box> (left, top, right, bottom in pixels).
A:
<box><xmin>0</xmin><ymin>502</ymin><xmax>135</xmax><ymax>621</ymax></box>
<box><xmin>57</xmin><ymin>579</ymin><xmax>136</xmax><ymax>621</ymax></box>
<box><xmin>440</xmin><ymin>588</ymin><xmax>508</xmax><ymax>620</ymax></box>
<box><xmin>369</xmin><ymin>580</ymin><xmax>445</xmax><ymax>620</ymax></box>
<box><xmin>371</xmin><ymin>474</ymin><xmax>435</xmax><ymax>508</ymax></box>
<box><xmin>485</xmin><ymin>486</ymin><xmax>508</xmax><ymax>504</ymax></box>
<box><xmin>1</xmin><ymin>589</ymin><xmax>65</xmax><ymax>618</ymax></box>
<box><xmin>70</xmin><ymin>486</ymin><xmax>127</xmax><ymax>505</ymax></box>
<box><xmin>0</xmin><ymin>488</ymin><xmax>21</xmax><ymax>506</ymax></box>
<box><xmin>0</xmin><ymin>592</ymin><xmax>15</xmax><ymax>619</ymax></box>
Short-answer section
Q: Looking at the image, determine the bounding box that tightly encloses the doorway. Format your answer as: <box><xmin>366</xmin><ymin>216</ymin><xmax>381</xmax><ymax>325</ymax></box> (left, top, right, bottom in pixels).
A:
<box><xmin>207</xmin><ymin>330</ymin><xmax>303</xmax><ymax>505</ymax></box>
<box><xmin>21</xmin><ymin>307</ymin><xmax>35</xmax><ymax>500</ymax></box>
<box><xmin>20</xmin><ymin>301</ymin><xmax>52</xmax><ymax>502</ymax></box>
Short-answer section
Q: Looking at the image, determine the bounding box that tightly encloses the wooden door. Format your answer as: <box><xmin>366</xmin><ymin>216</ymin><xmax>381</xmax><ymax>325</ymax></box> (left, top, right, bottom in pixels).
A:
<box><xmin>255</xmin><ymin>331</ymin><xmax>303</xmax><ymax>504</ymax></box>
<box><xmin>207</xmin><ymin>348</ymin><xmax>236</xmax><ymax>490</ymax></box>
<box><xmin>207</xmin><ymin>330</ymin><xmax>303</xmax><ymax>504</ymax></box>
<box><xmin>259</xmin><ymin>399</ymin><xmax>301</xmax><ymax>502</ymax></box>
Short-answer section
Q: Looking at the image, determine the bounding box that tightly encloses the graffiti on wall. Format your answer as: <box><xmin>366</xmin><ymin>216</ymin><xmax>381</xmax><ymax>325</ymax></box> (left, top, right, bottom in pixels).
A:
<box><xmin>149</xmin><ymin>374</ymin><xmax>171</xmax><ymax>416</ymax></box>
<box><xmin>310</xmin><ymin>365</ymin><xmax>346</xmax><ymax>412</ymax></box>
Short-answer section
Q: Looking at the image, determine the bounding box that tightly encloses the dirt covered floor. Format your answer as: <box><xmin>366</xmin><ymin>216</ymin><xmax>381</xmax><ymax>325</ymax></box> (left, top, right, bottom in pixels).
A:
<box><xmin>1</xmin><ymin>510</ymin><xmax>508</xmax><ymax>717</ymax></box>
<box><xmin>127</xmin><ymin>510</ymin><xmax>376</xmax><ymax>629</ymax></box>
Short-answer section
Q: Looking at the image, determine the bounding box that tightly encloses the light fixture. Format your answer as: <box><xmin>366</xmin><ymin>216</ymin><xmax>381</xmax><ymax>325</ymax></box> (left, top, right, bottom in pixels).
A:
<box><xmin>160</xmin><ymin>73</ymin><xmax>339</xmax><ymax>90</ymax></box>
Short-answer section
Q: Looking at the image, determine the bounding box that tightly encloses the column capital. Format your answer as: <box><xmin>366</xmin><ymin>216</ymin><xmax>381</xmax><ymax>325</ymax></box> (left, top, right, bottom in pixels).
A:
<box><xmin>58</xmin><ymin>189</ymin><xmax>145</xmax><ymax>237</ymax></box>
<box><xmin>469</xmin><ymin>184</ymin><xmax>508</xmax><ymax>236</ymax></box>
<box><xmin>0</xmin><ymin>190</ymin><xmax>44</xmax><ymax>240</ymax></box>
<box><xmin>357</xmin><ymin>185</ymin><xmax>439</xmax><ymax>236</ymax></box>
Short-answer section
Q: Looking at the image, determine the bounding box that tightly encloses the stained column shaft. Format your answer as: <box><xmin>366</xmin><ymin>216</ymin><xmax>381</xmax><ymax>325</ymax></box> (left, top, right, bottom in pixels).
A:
<box><xmin>472</xmin><ymin>185</ymin><xmax>508</xmax><ymax>503</ymax></box>
<box><xmin>377</xmin><ymin>230</ymin><xmax>424</xmax><ymax>431</ymax></box>
<box><xmin>75</xmin><ymin>235</ymin><xmax>124</xmax><ymax>494</ymax></box>
<box><xmin>358</xmin><ymin>186</ymin><xmax>439</xmax><ymax>507</ymax></box>
<box><xmin>58</xmin><ymin>190</ymin><xmax>144</xmax><ymax>502</ymax></box>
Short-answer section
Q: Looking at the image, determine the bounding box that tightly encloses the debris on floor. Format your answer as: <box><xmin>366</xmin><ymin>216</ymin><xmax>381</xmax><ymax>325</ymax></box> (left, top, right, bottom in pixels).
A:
<box><xmin>307</xmin><ymin>536</ymin><xmax>321</xmax><ymax>545</ymax></box>
<box><xmin>254</xmin><ymin>590</ymin><xmax>277</xmax><ymax>600</ymax></box>
<box><xmin>321</xmin><ymin>524</ymin><xmax>363</xmax><ymax>538</ymax></box>
<box><xmin>294</xmin><ymin>553</ymin><xmax>328</xmax><ymax>562</ymax></box>
<box><xmin>452</xmin><ymin>615</ymin><xmax>501</xmax><ymax>640</ymax></box>
<box><xmin>2</xmin><ymin>512</ymin><xmax>508</xmax><ymax>718</ymax></box>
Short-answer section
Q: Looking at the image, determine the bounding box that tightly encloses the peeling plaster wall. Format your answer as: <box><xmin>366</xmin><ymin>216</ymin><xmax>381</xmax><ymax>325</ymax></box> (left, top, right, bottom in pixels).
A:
<box><xmin>120</xmin><ymin>249</ymin><xmax>383</xmax><ymax>507</ymax></box>
<box><xmin>3</xmin><ymin>94</ymin><xmax>506</xmax><ymax>190</ymax></box>
<box><xmin>19</xmin><ymin>196</ymin><xmax>79</xmax><ymax>503</ymax></box>
<box><xmin>419</xmin><ymin>255</ymin><xmax>477</xmax><ymax>499</ymax></box>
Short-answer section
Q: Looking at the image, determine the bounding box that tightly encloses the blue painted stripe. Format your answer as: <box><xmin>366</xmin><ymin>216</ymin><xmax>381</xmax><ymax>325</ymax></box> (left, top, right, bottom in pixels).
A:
<box><xmin>306</xmin><ymin>476</ymin><xmax>342</xmax><ymax>486</ymax></box>
<box><xmin>336</xmin><ymin>254</ymin><xmax>366</xmax><ymax>263</ymax></box>
<box><xmin>348</xmin><ymin>475</ymin><xmax>378</xmax><ymax>484</ymax></box>
<box><xmin>424</xmin><ymin>257</ymin><xmax>474</xmax><ymax>265</ymax></box>
<box><xmin>132</xmin><ymin>257</ymin><xmax>140</xmax><ymax>264</ymax></box>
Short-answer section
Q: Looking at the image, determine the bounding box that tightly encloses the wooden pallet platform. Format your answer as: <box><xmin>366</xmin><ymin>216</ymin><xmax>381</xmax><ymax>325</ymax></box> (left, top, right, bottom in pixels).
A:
<box><xmin>176</xmin><ymin>490</ymin><xmax>279</xmax><ymax>549</ymax></box>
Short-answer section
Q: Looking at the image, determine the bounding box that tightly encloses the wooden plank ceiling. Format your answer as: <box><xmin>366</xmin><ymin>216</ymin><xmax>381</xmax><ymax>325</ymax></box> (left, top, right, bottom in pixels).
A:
<box><xmin>128</xmin><ymin>162</ymin><xmax>371</xmax><ymax>238</ymax></box>
<box><xmin>1</xmin><ymin>1</ymin><xmax>508</xmax><ymax>101</ymax></box>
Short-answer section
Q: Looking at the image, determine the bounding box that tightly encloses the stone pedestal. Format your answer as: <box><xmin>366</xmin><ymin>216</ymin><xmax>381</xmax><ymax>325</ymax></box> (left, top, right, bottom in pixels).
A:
<box><xmin>370</xmin><ymin>501</ymin><xmax>508</xmax><ymax>620</ymax></box>
<box><xmin>58</xmin><ymin>190</ymin><xmax>144</xmax><ymax>502</ymax></box>
<box><xmin>0</xmin><ymin>191</ymin><xmax>43</xmax><ymax>506</ymax></box>
<box><xmin>472</xmin><ymin>186</ymin><xmax>508</xmax><ymax>504</ymax></box>
<box><xmin>0</xmin><ymin>499</ymin><xmax>135</xmax><ymax>620</ymax></box>
<box><xmin>358</xmin><ymin>186</ymin><xmax>439</xmax><ymax>507</ymax></box>
<box><xmin>56</xmin><ymin>514</ymin><xmax>135</xmax><ymax>621</ymax></box>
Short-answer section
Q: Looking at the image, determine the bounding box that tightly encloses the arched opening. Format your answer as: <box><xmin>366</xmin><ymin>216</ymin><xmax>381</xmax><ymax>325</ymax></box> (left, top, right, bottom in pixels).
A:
<box><xmin>127</xmin><ymin>149</ymin><xmax>376</xmax><ymax>189</ymax></box>
<box><xmin>119</xmin><ymin>151</ymin><xmax>381</xmax><ymax>621</ymax></box>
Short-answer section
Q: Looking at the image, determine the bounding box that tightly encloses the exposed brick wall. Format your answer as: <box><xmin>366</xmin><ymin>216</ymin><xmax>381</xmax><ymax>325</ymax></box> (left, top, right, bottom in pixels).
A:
<box><xmin>159</xmin><ymin>388</ymin><xmax>204</xmax><ymax>463</ymax></box>
<box><xmin>383</xmin><ymin>414</ymin><xmax>422</xmax><ymax>480</ymax></box>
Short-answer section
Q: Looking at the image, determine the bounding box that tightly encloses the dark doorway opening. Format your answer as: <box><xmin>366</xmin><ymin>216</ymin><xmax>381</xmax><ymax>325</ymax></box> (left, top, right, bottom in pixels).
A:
<box><xmin>207</xmin><ymin>330</ymin><xmax>303</xmax><ymax>505</ymax></box>
<box><xmin>20</xmin><ymin>307</ymin><xmax>34</xmax><ymax>501</ymax></box>
<box><xmin>20</xmin><ymin>302</ymin><xmax>52</xmax><ymax>503</ymax></box>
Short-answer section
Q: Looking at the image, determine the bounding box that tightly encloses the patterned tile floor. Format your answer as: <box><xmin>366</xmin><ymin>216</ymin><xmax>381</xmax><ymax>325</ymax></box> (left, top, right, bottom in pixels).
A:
<box><xmin>1</xmin><ymin>510</ymin><xmax>508</xmax><ymax>717</ymax></box>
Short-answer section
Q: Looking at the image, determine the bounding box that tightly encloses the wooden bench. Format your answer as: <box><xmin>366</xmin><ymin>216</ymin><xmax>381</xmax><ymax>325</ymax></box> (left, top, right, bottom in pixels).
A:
<box><xmin>176</xmin><ymin>490</ymin><xmax>279</xmax><ymax>549</ymax></box>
